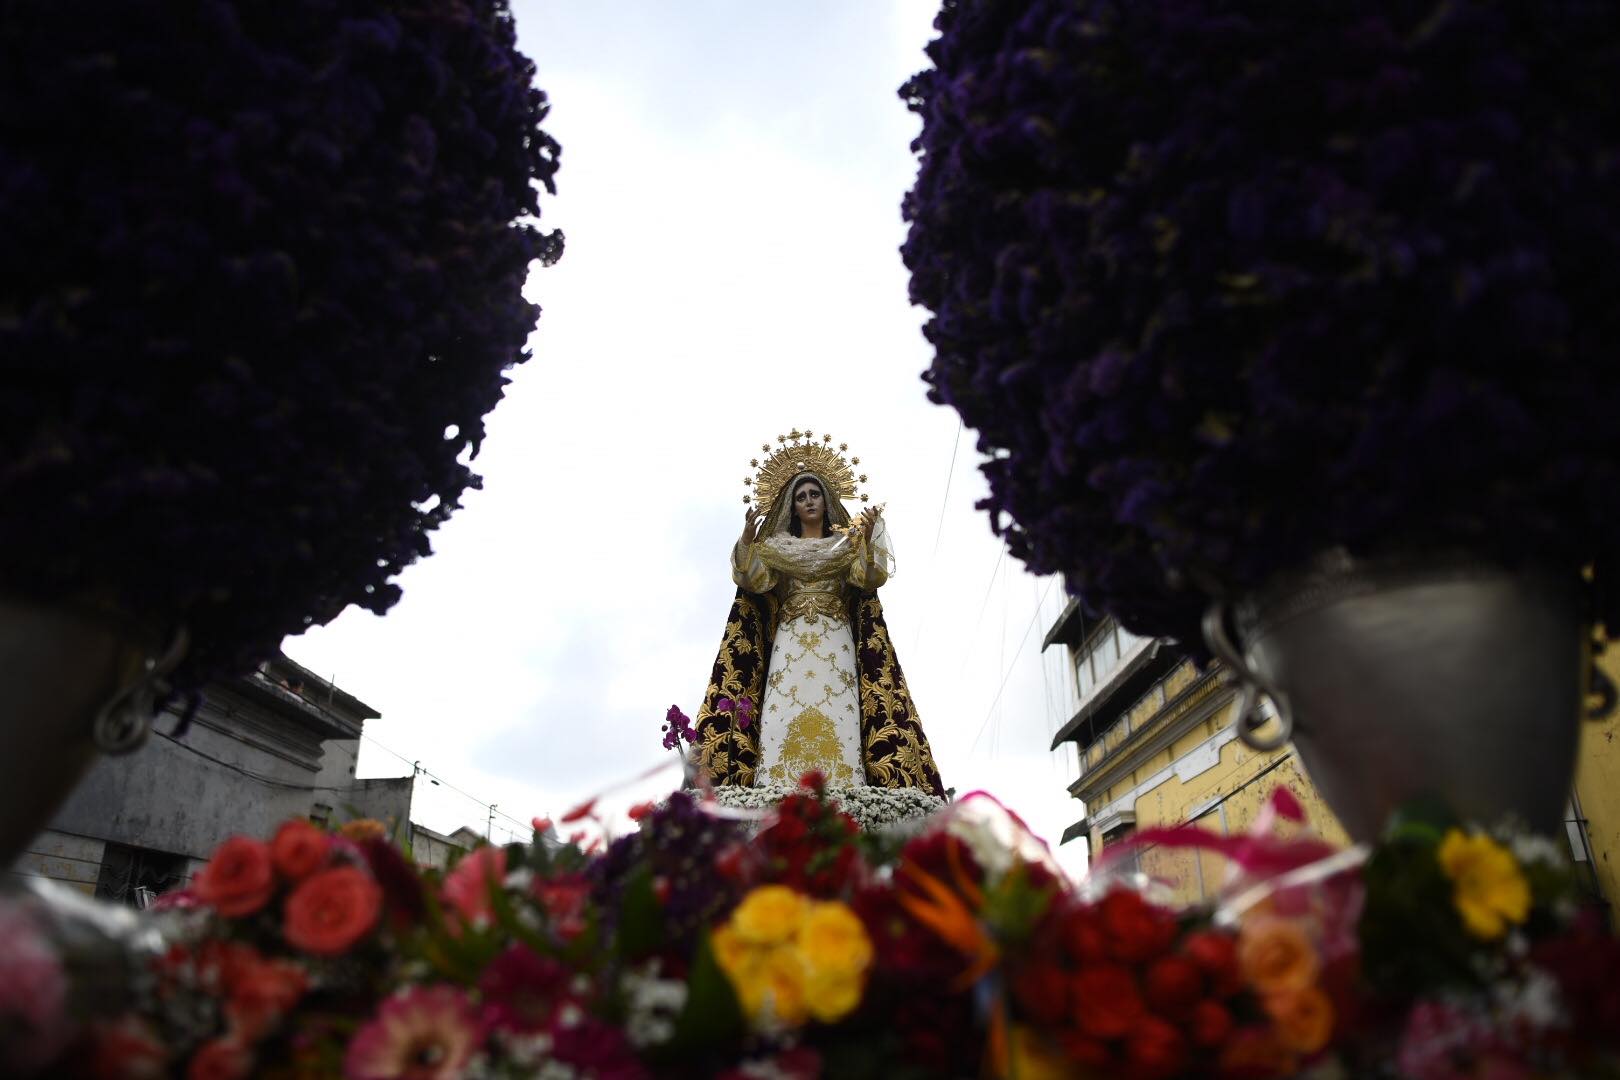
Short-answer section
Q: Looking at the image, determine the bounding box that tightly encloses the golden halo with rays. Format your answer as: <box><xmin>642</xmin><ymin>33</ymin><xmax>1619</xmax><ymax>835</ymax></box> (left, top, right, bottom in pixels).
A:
<box><xmin>742</xmin><ymin>428</ymin><xmax>870</xmax><ymax>511</ymax></box>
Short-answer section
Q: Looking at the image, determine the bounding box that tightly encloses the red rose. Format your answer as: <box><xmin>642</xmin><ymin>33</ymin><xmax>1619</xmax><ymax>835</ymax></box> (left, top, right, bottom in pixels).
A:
<box><xmin>185</xmin><ymin>1037</ymin><xmax>252</xmax><ymax>1080</ymax></box>
<box><xmin>714</xmin><ymin>843</ymin><xmax>751</xmax><ymax>882</ymax></box>
<box><xmin>769</xmin><ymin>813</ymin><xmax>809</xmax><ymax>846</ymax></box>
<box><xmin>1061</xmin><ymin>904</ymin><xmax>1110</xmax><ymax>965</ymax></box>
<box><xmin>1012</xmin><ymin>961</ymin><xmax>1071</xmax><ymax>1026</ymax></box>
<box><xmin>1071</xmin><ymin>964</ymin><xmax>1144</xmax><ymax>1039</ymax></box>
<box><xmin>270</xmin><ymin>819</ymin><xmax>330</xmax><ymax>880</ymax></box>
<box><xmin>1125</xmin><ymin>1014</ymin><xmax>1189</xmax><ymax>1080</ymax></box>
<box><xmin>194</xmin><ymin>837</ymin><xmax>275</xmax><ymax>918</ymax></box>
<box><xmin>283</xmin><ymin>867</ymin><xmax>382</xmax><ymax>955</ymax></box>
<box><xmin>1190</xmin><ymin>999</ymin><xmax>1235</xmax><ymax>1048</ymax></box>
<box><xmin>193</xmin><ymin>939</ymin><xmax>259</xmax><ymax>992</ymax></box>
<box><xmin>1216</xmin><ymin>1025</ymin><xmax>1297</xmax><ymax>1079</ymax></box>
<box><xmin>1144</xmin><ymin>954</ymin><xmax>1204</xmax><ymax>1017</ymax></box>
<box><xmin>534</xmin><ymin>874</ymin><xmax>590</xmax><ymax>940</ymax></box>
<box><xmin>899</xmin><ymin>831</ymin><xmax>985</xmax><ymax>886</ymax></box>
<box><xmin>1183</xmin><ymin>930</ymin><xmax>1244</xmax><ymax>997</ymax></box>
<box><xmin>224</xmin><ymin>957</ymin><xmax>309</xmax><ymax>1039</ymax></box>
<box><xmin>1058</xmin><ymin>1031</ymin><xmax>1114</xmax><ymax>1070</ymax></box>
<box><xmin>87</xmin><ymin>1016</ymin><xmax>168</xmax><ymax>1079</ymax></box>
<box><xmin>1100</xmin><ymin>889</ymin><xmax>1177</xmax><ymax>963</ymax></box>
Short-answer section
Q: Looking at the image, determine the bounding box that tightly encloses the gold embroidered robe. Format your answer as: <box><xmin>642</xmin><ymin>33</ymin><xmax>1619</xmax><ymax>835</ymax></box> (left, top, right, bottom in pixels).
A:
<box><xmin>692</xmin><ymin>524</ymin><xmax>945</xmax><ymax>797</ymax></box>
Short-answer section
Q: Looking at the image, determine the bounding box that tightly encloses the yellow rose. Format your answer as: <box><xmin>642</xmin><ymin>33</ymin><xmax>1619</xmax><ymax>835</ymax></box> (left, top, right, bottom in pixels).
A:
<box><xmin>1438</xmin><ymin>830</ymin><xmax>1531</xmax><ymax>940</ymax></box>
<box><xmin>753</xmin><ymin>946</ymin><xmax>809</xmax><ymax>1028</ymax></box>
<box><xmin>799</xmin><ymin>901</ymin><xmax>874</xmax><ymax>983</ymax></box>
<box><xmin>711</xmin><ymin>925</ymin><xmax>764</xmax><ymax>982</ymax></box>
<box><xmin>804</xmin><ymin>971</ymin><xmax>863</xmax><ymax>1023</ymax></box>
<box><xmin>731</xmin><ymin>885</ymin><xmax>809</xmax><ymax>947</ymax></box>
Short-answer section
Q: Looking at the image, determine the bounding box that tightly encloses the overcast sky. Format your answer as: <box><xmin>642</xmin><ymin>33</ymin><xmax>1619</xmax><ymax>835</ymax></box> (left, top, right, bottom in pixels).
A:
<box><xmin>284</xmin><ymin>0</ymin><xmax>1088</xmax><ymax>876</ymax></box>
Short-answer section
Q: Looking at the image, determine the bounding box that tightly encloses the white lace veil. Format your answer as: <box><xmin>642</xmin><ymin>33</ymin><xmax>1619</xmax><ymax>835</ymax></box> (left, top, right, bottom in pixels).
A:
<box><xmin>763</xmin><ymin>471</ymin><xmax>853</xmax><ymax>538</ymax></box>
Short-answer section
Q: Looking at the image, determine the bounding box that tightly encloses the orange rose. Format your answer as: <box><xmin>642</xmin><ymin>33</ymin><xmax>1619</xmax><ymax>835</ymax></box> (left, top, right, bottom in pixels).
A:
<box><xmin>1237</xmin><ymin>916</ymin><xmax>1319</xmax><ymax>996</ymax></box>
<box><xmin>185</xmin><ymin>1036</ymin><xmax>252</xmax><ymax>1080</ymax></box>
<box><xmin>339</xmin><ymin>818</ymin><xmax>388</xmax><ymax>844</ymax></box>
<box><xmin>194</xmin><ymin>837</ymin><xmax>275</xmax><ymax>918</ymax></box>
<box><xmin>283</xmin><ymin>867</ymin><xmax>382</xmax><ymax>956</ymax></box>
<box><xmin>1264</xmin><ymin>985</ymin><xmax>1336</xmax><ymax>1055</ymax></box>
<box><xmin>270</xmin><ymin>819</ymin><xmax>330</xmax><ymax>880</ymax></box>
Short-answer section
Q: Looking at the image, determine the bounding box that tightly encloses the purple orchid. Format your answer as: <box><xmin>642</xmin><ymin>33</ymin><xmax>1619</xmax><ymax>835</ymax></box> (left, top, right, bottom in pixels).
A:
<box><xmin>661</xmin><ymin>705</ymin><xmax>695</xmax><ymax>751</ymax></box>
<box><xmin>717</xmin><ymin>696</ymin><xmax>754</xmax><ymax>732</ymax></box>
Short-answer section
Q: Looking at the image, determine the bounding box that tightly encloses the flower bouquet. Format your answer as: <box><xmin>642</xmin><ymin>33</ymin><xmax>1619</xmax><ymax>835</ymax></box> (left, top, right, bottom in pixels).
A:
<box><xmin>4</xmin><ymin>773</ymin><xmax>1619</xmax><ymax>1078</ymax></box>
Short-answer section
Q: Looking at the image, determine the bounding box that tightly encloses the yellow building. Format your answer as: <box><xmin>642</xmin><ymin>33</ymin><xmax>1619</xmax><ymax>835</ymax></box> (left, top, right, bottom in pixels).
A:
<box><xmin>1044</xmin><ymin>602</ymin><xmax>1345</xmax><ymax>904</ymax></box>
<box><xmin>1572</xmin><ymin>646</ymin><xmax>1620</xmax><ymax>918</ymax></box>
<box><xmin>1048</xmin><ymin>599</ymin><xmax>1614</xmax><ymax>913</ymax></box>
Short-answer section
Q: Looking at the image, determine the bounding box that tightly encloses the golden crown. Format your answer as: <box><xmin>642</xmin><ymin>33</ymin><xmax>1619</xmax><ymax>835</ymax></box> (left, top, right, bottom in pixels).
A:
<box><xmin>743</xmin><ymin>428</ymin><xmax>869</xmax><ymax>509</ymax></box>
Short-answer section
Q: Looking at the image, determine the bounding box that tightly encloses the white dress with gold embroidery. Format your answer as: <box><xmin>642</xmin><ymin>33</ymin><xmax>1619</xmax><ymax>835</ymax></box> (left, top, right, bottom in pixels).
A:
<box><xmin>731</xmin><ymin>524</ymin><xmax>894</xmax><ymax>789</ymax></box>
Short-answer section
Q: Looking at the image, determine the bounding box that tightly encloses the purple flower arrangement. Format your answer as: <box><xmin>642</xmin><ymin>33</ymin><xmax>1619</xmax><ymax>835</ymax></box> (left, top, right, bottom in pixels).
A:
<box><xmin>0</xmin><ymin>0</ymin><xmax>562</xmax><ymax>689</ymax></box>
<box><xmin>902</xmin><ymin>0</ymin><xmax>1620</xmax><ymax>645</ymax></box>
<box><xmin>662</xmin><ymin>705</ymin><xmax>697</xmax><ymax>750</ymax></box>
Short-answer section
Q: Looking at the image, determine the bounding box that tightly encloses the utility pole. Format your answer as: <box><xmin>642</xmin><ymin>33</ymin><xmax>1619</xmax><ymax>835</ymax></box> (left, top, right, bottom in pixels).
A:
<box><xmin>487</xmin><ymin>803</ymin><xmax>497</xmax><ymax>841</ymax></box>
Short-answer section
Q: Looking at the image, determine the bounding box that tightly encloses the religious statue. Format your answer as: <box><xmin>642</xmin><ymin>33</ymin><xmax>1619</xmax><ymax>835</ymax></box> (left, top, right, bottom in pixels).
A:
<box><xmin>693</xmin><ymin>430</ymin><xmax>945</xmax><ymax>796</ymax></box>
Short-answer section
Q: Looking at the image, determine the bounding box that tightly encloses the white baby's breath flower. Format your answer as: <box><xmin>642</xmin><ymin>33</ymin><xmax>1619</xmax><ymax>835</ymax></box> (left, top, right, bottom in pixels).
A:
<box><xmin>621</xmin><ymin>960</ymin><xmax>689</xmax><ymax>1049</ymax></box>
<box><xmin>1492</xmin><ymin>968</ymin><xmax>1569</xmax><ymax>1032</ymax></box>
<box><xmin>705</xmin><ymin>784</ymin><xmax>945</xmax><ymax>831</ymax></box>
<box><xmin>1508</xmin><ymin>833</ymin><xmax>1567</xmax><ymax>871</ymax></box>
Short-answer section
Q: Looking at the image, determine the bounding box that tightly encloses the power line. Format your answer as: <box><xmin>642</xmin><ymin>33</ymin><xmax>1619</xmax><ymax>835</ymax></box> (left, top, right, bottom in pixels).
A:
<box><xmin>969</xmin><ymin>576</ymin><xmax>1059</xmax><ymax>756</ymax></box>
<box><xmin>156</xmin><ymin>729</ymin><xmax>538</xmax><ymax>844</ymax></box>
<box><xmin>929</xmin><ymin>419</ymin><xmax>963</xmax><ymax>562</ymax></box>
<box><xmin>156</xmin><ymin>729</ymin><xmax>373</xmax><ymax>793</ymax></box>
<box><xmin>356</xmin><ymin>730</ymin><xmax>538</xmax><ymax>837</ymax></box>
<box><xmin>912</xmin><ymin>419</ymin><xmax>967</xmax><ymax>658</ymax></box>
<box><xmin>956</xmin><ymin>540</ymin><xmax>1008</xmax><ymax>672</ymax></box>
<box><xmin>993</xmin><ymin>537</ymin><xmax>1009</xmax><ymax>758</ymax></box>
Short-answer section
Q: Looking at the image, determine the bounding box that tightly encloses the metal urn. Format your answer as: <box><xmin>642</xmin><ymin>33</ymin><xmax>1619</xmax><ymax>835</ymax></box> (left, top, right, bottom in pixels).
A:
<box><xmin>1204</xmin><ymin>552</ymin><xmax>1594</xmax><ymax>842</ymax></box>
<box><xmin>0</xmin><ymin>596</ymin><xmax>185</xmax><ymax>866</ymax></box>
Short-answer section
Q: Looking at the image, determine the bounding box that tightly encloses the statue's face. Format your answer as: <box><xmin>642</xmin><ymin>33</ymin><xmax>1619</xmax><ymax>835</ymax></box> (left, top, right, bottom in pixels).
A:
<box><xmin>792</xmin><ymin>480</ymin><xmax>825</xmax><ymax>529</ymax></box>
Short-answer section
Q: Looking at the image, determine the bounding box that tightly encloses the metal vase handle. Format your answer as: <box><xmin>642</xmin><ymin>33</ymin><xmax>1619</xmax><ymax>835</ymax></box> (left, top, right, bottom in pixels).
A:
<box><xmin>92</xmin><ymin>626</ymin><xmax>189</xmax><ymax>755</ymax></box>
<box><xmin>1201</xmin><ymin>603</ymin><xmax>1294</xmax><ymax>752</ymax></box>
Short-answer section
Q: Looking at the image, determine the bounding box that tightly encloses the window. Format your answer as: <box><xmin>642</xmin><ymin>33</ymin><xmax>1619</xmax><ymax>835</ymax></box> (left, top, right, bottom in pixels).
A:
<box><xmin>1099</xmin><ymin>821</ymin><xmax>1140</xmax><ymax>876</ymax></box>
<box><xmin>1074</xmin><ymin>619</ymin><xmax>1142</xmax><ymax>705</ymax></box>
<box><xmin>95</xmin><ymin>842</ymin><xmax>189</xmax><ymax>909</ymax></box>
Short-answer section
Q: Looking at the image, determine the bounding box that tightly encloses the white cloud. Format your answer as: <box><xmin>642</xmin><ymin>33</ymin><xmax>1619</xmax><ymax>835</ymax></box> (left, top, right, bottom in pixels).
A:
<box><xmin>284</xmin><ymin>1</ymin><xmax>1088</xmax><ymax>875</ymax></box>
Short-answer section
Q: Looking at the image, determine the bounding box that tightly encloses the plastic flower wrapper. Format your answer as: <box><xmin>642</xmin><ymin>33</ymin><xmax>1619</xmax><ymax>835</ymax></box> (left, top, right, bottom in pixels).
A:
<box><xmin>0</xmin><ymin>879</ymin><xmax>174</xmax><ymax>1075</ymax></box>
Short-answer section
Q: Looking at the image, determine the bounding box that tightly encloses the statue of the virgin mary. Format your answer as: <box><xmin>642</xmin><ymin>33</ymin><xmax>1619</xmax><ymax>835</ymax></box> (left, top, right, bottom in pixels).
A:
<box><xmin>693</xmin><ymin>430</ymin><xmax>945</xmax><ymax>797</ymax></box>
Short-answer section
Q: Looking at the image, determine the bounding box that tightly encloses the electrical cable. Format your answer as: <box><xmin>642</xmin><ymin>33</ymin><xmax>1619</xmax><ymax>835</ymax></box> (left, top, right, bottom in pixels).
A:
<box><xmin>155</xmin><ymin>729</ymin><xmax>379</xmax><ymax>793</ymax></box>
<box><xmin>154</xmin><ymin>722</ymin><xmax>539</xmax><ymax>839</ymax></box>
<box><xmin>911</xmin><ymin>419</ymin><xmax>966</xmax><ymax>658</ymax></box>
<box><xmin>968</xmin><ymin>576</ymin><xmax>1058</xmax><ymax>755</ymax></box>
<box><xmin>358</xmin><ymin>731</ymin><xmax>538</xmax><ymax>836</ymax></box>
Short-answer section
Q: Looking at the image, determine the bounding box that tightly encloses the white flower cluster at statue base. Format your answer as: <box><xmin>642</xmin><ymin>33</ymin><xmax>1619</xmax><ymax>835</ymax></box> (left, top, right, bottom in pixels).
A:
<box><xmin>704</xmin><ymin>784</ymin><xmax>946</xmax><ymax>831</ymax></box>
